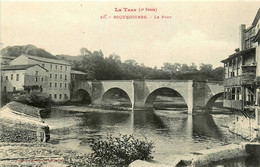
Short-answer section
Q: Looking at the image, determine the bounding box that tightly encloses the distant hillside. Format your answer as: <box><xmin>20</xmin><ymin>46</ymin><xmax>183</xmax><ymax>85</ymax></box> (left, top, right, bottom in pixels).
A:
<box><xmin>0</xmin><ymin>44</ymin><xmax>57</xmax><ymax>59</ymax></box>
<box><xmin>56</xmin><ymin>54</ymin><xmax>83</xmax><ymax>63</ymax></box>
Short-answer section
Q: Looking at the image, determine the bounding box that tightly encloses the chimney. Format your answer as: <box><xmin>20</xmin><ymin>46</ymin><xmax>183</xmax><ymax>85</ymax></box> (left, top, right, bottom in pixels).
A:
<box><xmin>239</xmin><ymin>24</ymin><xmax>246</xmax><ymax>51</ymax></box>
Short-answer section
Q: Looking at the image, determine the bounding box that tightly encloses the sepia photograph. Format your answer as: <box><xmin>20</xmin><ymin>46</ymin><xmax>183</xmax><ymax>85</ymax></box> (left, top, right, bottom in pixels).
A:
<box><xmin>1</xmin><ymin>0</ymin><xmax>260</xmax><ymax>166</ymax></box>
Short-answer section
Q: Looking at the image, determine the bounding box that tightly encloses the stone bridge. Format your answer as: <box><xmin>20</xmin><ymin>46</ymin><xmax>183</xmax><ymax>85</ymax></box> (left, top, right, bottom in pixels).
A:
<box><xmin>71</xmin><ymin>80</ymin><xmax>223</xmax><ymax>114</ymax></box>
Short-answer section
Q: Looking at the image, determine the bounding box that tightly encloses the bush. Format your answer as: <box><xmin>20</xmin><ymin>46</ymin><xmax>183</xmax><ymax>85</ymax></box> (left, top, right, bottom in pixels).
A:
<box><xmin>1</xmin><ymin>92</ymin><xmax>13</xmax><ymax>107</ymax></box>
<box><xmin>12</xmin><ymin>92</ymin><xmax>51</xmax><ymax>108</ymax></box>
<box><xmin>86</xmin><ymin>134</ymin><xmax>154</xmax><ymax>167</ymax></box>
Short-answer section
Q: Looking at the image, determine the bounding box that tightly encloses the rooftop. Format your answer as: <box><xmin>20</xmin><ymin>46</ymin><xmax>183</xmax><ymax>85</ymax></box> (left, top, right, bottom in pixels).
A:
<box><xmin>221</xmin><ymin>48</ymin><xmax>255</xmax><ymax>63</ymax></box>
<box><xmin>1</xmin><ymin>64</ymin><xmax>48</xmax><ymax>71</ymax></box>
<box><xmin>252</xmin><ymin>29</ymin><xmax>260</xmax><ymax>42</ymax></box>
<box><xmin>252</xmin><ymin>8</ymin><xmax>260</xmax><ymax>26</ymax></box>
<box><xmin>21</xmin><ymin>54</ymin><xmax>71</xmax><ymax>66</ymax></box>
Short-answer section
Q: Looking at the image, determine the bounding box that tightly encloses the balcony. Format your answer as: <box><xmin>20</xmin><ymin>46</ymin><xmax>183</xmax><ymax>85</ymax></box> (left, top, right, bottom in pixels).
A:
<box><xmin>223</xmin><ymin>100</ymin><xmax>242</xmax><ymax>110</ymax></box>
<box><xmin>224</xmin><ymin>76</ymin><xmax>241</xmax><ymax>86</ymax></box>
<box><xmin>241</xmin><ymin>65</ymin><xmax>256</xmax><ymax>85</ymax></box>
<box><xmin>224</xmin><ymin>65</ymin><xmax>256</xmax><ymax>86</ymax></box>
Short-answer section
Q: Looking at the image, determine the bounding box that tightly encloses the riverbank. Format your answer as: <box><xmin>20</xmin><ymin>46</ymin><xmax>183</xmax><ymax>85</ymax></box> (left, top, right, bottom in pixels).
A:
<box><xmin>130</xmin><ymin>142</ymin><xmax>260</xmax><ymax>167</ymax></box>
<box><xmin>0</xmin><ymin>102</ymin><xmax>50</xmax><ymax>143</ymax></box>
<box><xmin>0</xmin><ymin>142</ymin><xmax>91</xmax><ymax>166</ymax></box>
<box><xmin>2</xmin><ymin>142</ymin><xmax>259</xmax><ymax>167</ymax></box>
<box><xmin>51</xmin><ymin>105</ymin><xmax>132</xmax><ymax>113</ymax></box>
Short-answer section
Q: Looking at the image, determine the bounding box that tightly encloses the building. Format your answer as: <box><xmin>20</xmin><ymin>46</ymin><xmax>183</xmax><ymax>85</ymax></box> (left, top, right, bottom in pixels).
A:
<box><xmin>5</xmin><ymin>54</ymin><xmax>71</xmax><ymax>102</ymax></box>
<box><xmin>221</xmin><ymin>48</ymin><xmax>256</xmax><ymax>110</ymax></box>
<box><xmin>253</xmin><ymin>9</ymin><xmax>260</xmax><ymax>104</ymax></box>
<box><xmin>1</xmin><ymin>64</ymin><xmax>48</xmax><ymax>93</ymax></box>
<box><xmin>221</xmin><ymin>8</ymin><xmax>260</xmax><ymax>141</ymax></box>
<box><xmin>222</xmin><ymin>8</ymin><xmax>260</xmax><ymax>110</ymax></box>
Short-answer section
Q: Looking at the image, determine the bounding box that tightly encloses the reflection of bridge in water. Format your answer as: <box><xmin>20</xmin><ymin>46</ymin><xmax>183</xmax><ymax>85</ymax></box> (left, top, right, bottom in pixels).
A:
<box><xmin>71</xmin><ymin>80</ymin><xmax>223</xmax><ymax>113</ymax></box>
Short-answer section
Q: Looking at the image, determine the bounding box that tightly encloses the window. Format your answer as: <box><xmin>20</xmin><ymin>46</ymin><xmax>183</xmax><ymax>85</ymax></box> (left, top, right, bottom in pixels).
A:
<box><xmin>65</xmin><ymin>66</ymin><xmax>67</xmax><ymax>71</ymax></box>
<box><xmin>50</xmin><ymin>74</ymin><xmax>52</xmax><ymax>78</ymax></box>
<box><xmin>35</xmin><ymin>71</ymin><xmax>38</xmax><ymax>76</ymax></box>
<box><xmin>54</xmin><ymin>94</ymin><xmax>57</xmax><ymax>99</ymax></box>
<box><xmin>65</xmin><ymin>83</ymin><xmax>67</xmax><ymax>89</ymax></box>
<box><xmin>3</xmin><ymin>87</ymin><xmax>6</xmax><ymax>92</ymax></box>
<box><xmin>55</xmin><ymin>83</ymin><xmax>57</xmax><ymax>87</ymax></box>
<box><xmin>11</xmin><ymin>74</ymin><xmax>13</xmax><ymax>80</ymax></box>
<box><xmin>5</xmin><ymin>76</ymin><xmax>8</xmax><ymax>80</ymax></box>
<box><xmin>55</xmin><ymin>65</ymin><xmax>57</xmax><ymax>70</ymax></box>
<box><xmin>60</xmin><ymin>75</ymin><xmax>62</xmax><ymax>79</ymax></box>
<box><xmin>13</xmin><ymin>87</ymin><xmax>16</xmax><ymax>91</ymax></box>
<box><xmin>35</xmin><ymin>77</ymin><xmax>38</xmax><ymax>82</ymax></box>
<box><xmin>64</xmin><ymin>94</ymin><xmax>68</xmax><ymax>99</ymax></box>
<box><xmin>41</xmin><ymin>78</ymin><xmax>44</xmax><ymax>82</ymax></box>
<box><xmin>60</xmin><ymin>83</ymin><xmax>62</xmax><ymax>88</ymax></box>
<box><xmin>236</xmin><ymin>87</ymin><xmax>241</xmax><ymax>100</ymax></box>
<box><xmin>65</xmin><ymin>75</ymin><xmax>67</xmax><ymax>80</ymax></box>
<box><xmin>55</xmin><ymin>74</ymin><xmax>57</xmax><ymax>79</ymax></box>
<box><xmin>60</xmin><ymin>66</ymin><xmax>63</xmax><ymax>70</ymax></box>
<box><xmin>230</xmin><ymin>72</ymin><xmax>235</xmax><ymax>77</ymax></box>
<box><xmin>16</xmin><ymin>74</ymin><xmax>19</xmax><ymax>81</ymax></box>
<box><xmin>225</xmin><ymin>88</ymin><xmax>231</xmax><ymax>100</ymax></box>
<box><xmin>49</xmin><ymin>94</ymin><xmax>52</xmax><ymax>99</ymax></box>
<box><xmin>50</xmin><ymin>83</ymin><xmax>52</xmax><ymax>87</ymax></box>
<box><xmin>50</xmin><ymin>64</ymin><xmax>52</xmax><ymax>69</ymax></box>
<box><xmin>59</xmin><ymin>94</ymin><xmax>62</xmax><ymax>99</ymax></box>
<box><xmin>231</xmin><ymin>87</ymin><xmax>236</xmax><ymax>100</ymax></box>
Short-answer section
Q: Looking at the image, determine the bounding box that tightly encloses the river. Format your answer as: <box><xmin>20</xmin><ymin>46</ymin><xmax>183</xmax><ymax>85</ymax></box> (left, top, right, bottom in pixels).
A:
<box><xmin>41</xmin><ymin>106</ymin><xmax>251</xmax><ymax>165</ymax></box>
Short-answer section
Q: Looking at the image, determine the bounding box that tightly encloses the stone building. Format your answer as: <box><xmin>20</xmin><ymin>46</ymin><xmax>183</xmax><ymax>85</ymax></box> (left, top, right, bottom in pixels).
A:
<box><xmin>3</xmin><ymin>54</ymin><xmax>71</xmax><ymax>102</ymax></box>
<box><xmin>1</xmin><ymin>64</ymin><xmax>48</xmax><ymax>93</ymax></box>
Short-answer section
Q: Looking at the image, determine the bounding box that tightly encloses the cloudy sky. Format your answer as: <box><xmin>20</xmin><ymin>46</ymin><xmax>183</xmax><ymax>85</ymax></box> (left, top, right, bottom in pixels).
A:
<box><xmin>1</xmin><ymin>1</ymin><xmax>260</xmax><ymax>68</ymax></box>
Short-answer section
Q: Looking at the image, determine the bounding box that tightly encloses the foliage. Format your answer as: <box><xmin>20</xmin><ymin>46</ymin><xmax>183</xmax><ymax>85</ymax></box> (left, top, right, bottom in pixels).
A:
<box><xmin>86</xmin><ymin>134</ymin><xmax>154</xmax><ymax>167</ymax></box>
<box><xmin>1</xmin><ymin>92</ymin><xmax>13</xmax><ymax>107</ymax></box>
<box><xmin>12</xmin><ymin>92</ymin><xmax>51</xmax><ymax>108</ymax></box>
<box><xmin>70</xmin><ymin>47</ymin><xmax>223</xmax><ymax>81</ymax></box>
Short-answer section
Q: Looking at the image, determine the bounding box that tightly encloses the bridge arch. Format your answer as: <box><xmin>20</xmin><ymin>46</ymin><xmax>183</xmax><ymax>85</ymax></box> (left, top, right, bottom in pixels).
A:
<box><xmin>144</xmin><ymin>87</ymin><xmax>188</xmax><ymax>109</ymax></box>
<box><xmin>101</xmin><ymin>87</ymin><xmax>132</xmax><ymax>107</ymax></box>
<box><xmin>205</xmin><ymin>92</ymin><xmax>224</xmax><ymax>112</ymax></box>
<box><xmin>71</xmin><ymin>89</ymin><xmax>92</xmax><ymax>104</ymax></box>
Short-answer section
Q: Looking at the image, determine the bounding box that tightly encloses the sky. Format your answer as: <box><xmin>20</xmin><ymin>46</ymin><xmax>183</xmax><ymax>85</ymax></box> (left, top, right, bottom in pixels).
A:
<box><xmin>1</xmin><ymin>1</ymin><xmax>260</xmax><ymax>68</ymax></box>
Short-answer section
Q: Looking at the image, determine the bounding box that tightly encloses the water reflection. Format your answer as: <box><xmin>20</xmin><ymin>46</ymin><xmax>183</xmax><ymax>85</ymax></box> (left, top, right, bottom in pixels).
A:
<box><xmin>133</xmin><ymin>110</ymin><xmax>167</xmax><ymax>129</ymax></box>
<box><xmin>42</xmin><ymin>108</ymin><xmax>246</xmax><ymax>164</ymax></box>
<box><xmin>192</xmin><ymin>114</ymin><xmax>223</xmax><ymax>139</ymax></box>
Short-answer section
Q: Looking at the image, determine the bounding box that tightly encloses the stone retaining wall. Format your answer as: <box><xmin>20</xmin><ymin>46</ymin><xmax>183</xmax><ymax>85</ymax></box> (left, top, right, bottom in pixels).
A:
<box><xmin>130</xmin><ymin>142</ymin><xmax>260</xmax><ymax>167</ymax></box>
<box><xmin>0</xmin><ymin>102</ymin><xmax>50</xmax><ymax>142</ymax></box>
<box><xmin>229</xmin><ymin>114</ymin><xmax>260</xmax><ymax>141</ymax></box>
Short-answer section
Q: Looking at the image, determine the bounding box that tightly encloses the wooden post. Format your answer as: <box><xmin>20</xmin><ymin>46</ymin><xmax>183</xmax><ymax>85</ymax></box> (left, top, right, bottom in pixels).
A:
<box><xmin>227</xmin><ymin>62</ymin><xmax>229</xmax><ymax>78</ymax></box>
<box><xmin>236</xmin><ymin>57</ymin><xmax>238</xmax><ymax>76</ymax></box>
<box><xmin>256</xmin><ymin>108</ymin><xmax>259</xmax><ymax>126</ymax></box>
<box><xmin>242</xmin><ymin>86</ymin><xmax>245</xmax><ymax>110</ymax></box>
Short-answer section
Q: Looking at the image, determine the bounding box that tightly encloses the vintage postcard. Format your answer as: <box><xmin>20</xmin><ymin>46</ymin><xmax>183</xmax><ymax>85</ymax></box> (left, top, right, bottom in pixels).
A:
<box><xmin>1</xmin><ymin>1</ymin><xmax>260</xmax><ymax>166</ymax></box>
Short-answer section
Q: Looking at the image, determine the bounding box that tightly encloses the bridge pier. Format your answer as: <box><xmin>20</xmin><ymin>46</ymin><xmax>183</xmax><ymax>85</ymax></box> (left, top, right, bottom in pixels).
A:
<box><xmin>187</xmin><ymin>80</ymin><xmax>194</xmax><ymax>114</ymax></box>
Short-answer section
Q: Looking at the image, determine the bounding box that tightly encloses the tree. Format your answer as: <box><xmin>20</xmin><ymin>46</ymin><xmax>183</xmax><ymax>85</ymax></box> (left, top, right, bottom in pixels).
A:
<box><xmin>199</xmin><ymin>63</ymin><xmax>213</xmax><ymax>72</ymax></box>
<box><xmin>181</xmin><ymin>64</ymin><xmax>189</xmax><ymax>72</ymax></box>
<box><xmin>189</xmin><ymin>63</ymin><xmax>198</xmax><ymax>72</ymax></box>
